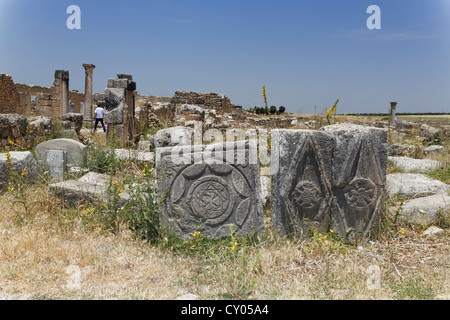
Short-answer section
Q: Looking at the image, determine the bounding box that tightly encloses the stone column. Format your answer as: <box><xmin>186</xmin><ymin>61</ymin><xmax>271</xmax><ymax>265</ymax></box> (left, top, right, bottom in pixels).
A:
<box><xmin>390</xmin><ymin>102</ymin><xmax>397</xmax><ymax>126</ymax></box>
<box><xmin>55</xmin><ymin>70</ymin><xmax>70</xmax><ymax>116</ymax></box>
<box><xmin>82</xmin><ymin>64</ymin><xmax>96</xmax><ymax>120</ymax></box>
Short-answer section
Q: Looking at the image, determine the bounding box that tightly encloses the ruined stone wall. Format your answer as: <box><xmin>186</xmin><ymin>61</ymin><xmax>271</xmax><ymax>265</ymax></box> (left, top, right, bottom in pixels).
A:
<box><xmin>0</xmin><ymin>74</ymin><xmax>20</xmax><ymax>114</ymax></box>
<box><xmin>13</xmin><ymin>83</ymin><xmax>84</xmax><ymax>119</ymax></box>
<box><xmin>135</xmin><ymin>94</ymin><xmax>171</xmax><ymax>108</ymax></box>
<box><xmin>15</xmin><ymin>83</ymin><xmax>56</xmax><ymax>117</ymax></box>
<box><xmin>171</xmin><ymin>91</ymin><xmax>234</xmax><ymax>113</ymax></box>
<box><xmin>68</xmin><ymin>91</ymin><xmax>85</xmax><ymax>113</ymax></box>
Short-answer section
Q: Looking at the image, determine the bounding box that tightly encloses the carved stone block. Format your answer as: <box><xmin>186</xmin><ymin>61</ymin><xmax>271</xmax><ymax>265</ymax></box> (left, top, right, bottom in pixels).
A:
<box><xmin>156</xmin><ymin>142</ymin><xmax>264</xmax><ymax>240</ymax></box>
<box><xmin>271</xmin><ymin>130</ymin><xmax>334</xmax><ymax>236</ymax></box>
<box><xmin>320</xmin><ymin>124</ymin><xmax>387</xmax><ymax>239</ymax></box>
<box><xmin>47</xmin><ymin>150</ymin><xmax>67</xmax><ymax>183</ymax></box>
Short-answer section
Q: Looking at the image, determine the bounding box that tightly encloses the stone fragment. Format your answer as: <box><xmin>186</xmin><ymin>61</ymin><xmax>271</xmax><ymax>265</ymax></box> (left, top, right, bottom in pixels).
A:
<box><xmin>260</xmin><ymin>175</ymin><xmax>271</xmax><ymax>206</ymax></box>
<box><xmin>419</xmin><ymin>124</ymin><xmax>441</xmax><ymax>142</ymax></box>
<box><xmin>104</xmin><ymin>105</ymin><xmax>124</xmax><ymax>124</ymax></box>
<box><xmin>49</xmin><ymin>175</ymin><xmax>130</xmax><ymax>208</ymax></box>
<box><xmin>107</xmin><ymin>78</ymin><xmax>129</xmax><ymax>89</ymax></box>
<box><xmin>36</xmin><ymin>138</ymin><xmax>87</xmax><ymax>168</ymax></box>
<box><xmin>114</xmin><ymin>149</ymin><xmax>154</xmax><ymax>164</ymax></box>
<box><xmin>423</xmin><ymin>145</ymin><xmax>445</xmax><ymax>156</ymax></box>
<box><xmin>176</xmin><ymin>104</ymin><xmax>206</xmax><ymax>122</ymax></box>
<box><xmin>442</xmin><ymin>125</ymin><xmax>450</xmax><ymax>137</ymax></box>
<box><xmin>0</xmin><ymin>114</ymin><xmax>27</xmax><ymax>139</ymax></box>
<box><xmin>47</xmin><ymin>150</ymin><xmax>67</xmax><ymax>183</ymax></box>
<box><xmin>78</xmin><ymin>171</ymin><xmax>111</xmax><ymax>186</ymax></box>
<box><xmin>59</xmin><ymin>113</ymin><xmax>83</xmax><ymax>133</ymax></box>
<box><xmin>388</xmin><ymin>156</ymin><xmax>441</xmax><ymax>173</ymax></box>
<box><xmin>387</xmin><ymin>173</ymin><xmax>449</xmax><ymax>197</ymax></box>
<box><xmin>156</xmin><ymin>141</ymin><xmax>264</xmax><ymax>240</ymax></box>
<box><xmin>423</xmin><ymin>226</ymin><xmax>445</xmax><ymax>237</ymax></box>
<box><xmin>271</xmin><ymin>129</ymin><xmax>334</xmax><ymax>236</ymax></box>
<box><xmin>151</xmin><ymin>127</ymin><xmax>193</xmax><ymax>149</ymax></box>
<box><xmin>397</xmin><ymin>193</ymin><xmax>449</xmax><ymax>224</ymax></box>
<box><xmin>29</xmin><ymin>116</ymin><xmax>54</xmax><ymax>137</ymax></box>
<box><xmin>388</xmin><ymin>144</ymin><xmax>417</xmax><ymax>157</ymax></box>
<box><xmin>138</xmin><ymin>140</ymin><xmax>152</xmax><ymax>151</ymax></box>
<box><xmin>320</xmin><ymin>124</ymin><xmax>388</xmax><ymax>239</ymax></box>
<box><xmin>0</xmin><ymin>151</ymin><xmax>38</xmax><ymax>188</ymax></box>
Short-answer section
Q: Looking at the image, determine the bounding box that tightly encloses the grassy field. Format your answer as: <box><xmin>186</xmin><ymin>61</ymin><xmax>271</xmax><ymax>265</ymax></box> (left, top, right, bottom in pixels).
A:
<box><xmin>0</xmin><ymin>120</ymin><xmax>448</xmax><ymax>301</ymax></box>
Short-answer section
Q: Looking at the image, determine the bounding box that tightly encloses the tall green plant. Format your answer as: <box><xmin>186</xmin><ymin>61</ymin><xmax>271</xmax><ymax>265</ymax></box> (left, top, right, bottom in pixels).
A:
<box><xmin>124</xmin><ymin>163</ymin><xmax>165</xmax><ymax>244</ymax></box>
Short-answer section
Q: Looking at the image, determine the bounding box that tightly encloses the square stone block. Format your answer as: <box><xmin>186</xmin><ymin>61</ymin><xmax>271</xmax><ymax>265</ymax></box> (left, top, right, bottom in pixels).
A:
<box><xmin>156</xmin><ymin>141</ymin><xmax>264</xmax><ymax>240</ymax></box>
<box><xmin>271</xmin><ymin>130</ymin><xmax>334</xmax><ymax>236</ymax></box>
<box><xmin>320</xmin><ymin>124</ymin><xmax>388</xmax><ymax>239</ymax></box>
<box><xmin>47</xmin><ymin>150</ymin><xmax>67</xmax><ymax>183</ymax></box>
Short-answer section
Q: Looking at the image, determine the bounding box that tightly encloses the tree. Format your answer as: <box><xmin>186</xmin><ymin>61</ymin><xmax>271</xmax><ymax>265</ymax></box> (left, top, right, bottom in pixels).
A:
<box><xmin>270</xmin><ymin>106</ymin><xmax>277</xmax><ymax>115</ymax></box>
<box><xmin>278</xmin><ymin>106</ymin><xmax>286</xmax><ymax>114</ymax></box>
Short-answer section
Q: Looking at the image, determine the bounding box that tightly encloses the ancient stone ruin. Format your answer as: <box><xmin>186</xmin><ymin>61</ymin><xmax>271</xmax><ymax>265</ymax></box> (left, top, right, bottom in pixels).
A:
<box><xmin>271</xmin><ymin>124</ymin><xmax>388</xmax><ymax>240</ymax></box>
<box><xmin>156</xmin><ymin>141</ymin><xmax>265</xmax><ymax>240</ymax></box>
<box><xmin>104</xmin><ymin>74</ymin><xmax>137</xmax><ymax>147</ymax></box>
<box><xmin>1</xmin><ymin>67</ymin><xmax>447</xmax><ymax>244</ymax></box>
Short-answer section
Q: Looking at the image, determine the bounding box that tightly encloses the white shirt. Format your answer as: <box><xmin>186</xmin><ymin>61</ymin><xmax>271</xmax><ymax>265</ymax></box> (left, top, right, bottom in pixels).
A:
<box><xmin>95</xmin><ymin>107</ymin><xmax>105</xmax><ymax>119</ymax></box>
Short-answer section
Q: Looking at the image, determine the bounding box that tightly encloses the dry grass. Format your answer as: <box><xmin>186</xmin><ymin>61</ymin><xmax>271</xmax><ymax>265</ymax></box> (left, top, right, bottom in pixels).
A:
<box><xmin>0</xmin><ymin>180</ymin><xmax>448</xmax><ymax>300</ymax></box>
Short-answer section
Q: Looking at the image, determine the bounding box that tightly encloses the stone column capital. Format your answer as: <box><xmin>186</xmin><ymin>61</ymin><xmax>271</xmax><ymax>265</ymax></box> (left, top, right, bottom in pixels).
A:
<box><xmin>83</xmin><ymin>64</ymin><xmax>96</xmax><ymax>71</ymax></box>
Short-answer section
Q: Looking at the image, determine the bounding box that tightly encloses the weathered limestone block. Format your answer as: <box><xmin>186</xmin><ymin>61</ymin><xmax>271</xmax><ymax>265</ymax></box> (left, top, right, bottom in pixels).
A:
<box><xmin>36</xmin><ymin>138</ymin><xmax>87</xmax><ymax>168</ymax></box>
<box><xmin>419</xmin><ymin>124</ymin><xmax>441</xmax><ymax>142</ymax></box>
<box><xmin>104</xmin><ymin>106</ymin><xmax>124</xmax><ymax>124</ymax></box>
<box><xmin>388</xmin><ymin>156</ymin><xmax>441</xmax><ymax>173</ymax></box>
<box><xmin>0</xmin><ymin>114</ymin><xmax>28</xmax><ymax>139</ymax></box>
<box><xmin>423</xmin><ymin>145</ymin><xmax>445</xmax><ymax>156</ymax></box>
<box><xmin>78</xmin><ymin>171</ymin><xmax>111</xmax><ymax>186</ymax></box>
<box><xmin>46</xmin><ymin>150</ymin><xmax>67</xmax><ymax>183</ymax></box>
<box><xmin>156</xmin><ymin>142</ymin><xmax>264</xmax><ymax>240</ymax></box>
<box><xmin>104</xmin><ymin>86</ymin><xmax>126</xmax><ymax>124</ymax></box>
<box><xmin>0</xmin><ymin>151</ymin><xmax>38</xmax><ymax>188</ymax></box>
<box><xmin>29</xmin><ymin>116</ymin><xmax>54</xmax><ymax>137</ymax></box>
<box><xmin>260</xmin><ymin>175</ymin><xmax>271</xmax><ymax>206</ymax></box>
<box><xmin>320</xmin><ymin>124</ymin><xmax>388</xmax><ymax>240</ymax></box>
<box><xmin>176</xmin><ymin>104</ymin><xmax>206</xmax><ymax>122</ymax></box>
<box><xmin>442</xmin><ymin>125</ymin><xmax>450</xmax><ymax>137</ymax></box>
<box><xmin>107</xmin><ymin>79</ymin><xmax>129</xmax><ymax>89</ymax></box>
<box><xmin>49</xmin><ymin>179</ymin><xmax>130</xmax><ymax>208</ymax></box>
<box><xmin>59</xmin><ymin>113</ymin><xmax>83</xmax><ymax>133</ymax></box>
<box><xmin>394</xmin><ymin>193</ymin><xmax>450</xmax><ymax>224</ymax></box>
<box><xmin>387</xmin><ymin>173</ymin><xmax>449</xmax><ymax>197</ymax></box>
<box><xmin>271</xmin><ymin>130</ymin><xmax>334</xmax><ymax>236</ymax></box>
<box><xmin>388</xmin><ymin>143</ymin><xmax>417</xmax><ymax>157</ymax></box>
<box><xmin>151</xmin><ymin>127</ymin><xmax>193</xmax><ymax>149</ymax></box>
<box><xmin>114</xmin><ymin>149</ymin><xmax>154</xmax><ymax>164</ymax></box>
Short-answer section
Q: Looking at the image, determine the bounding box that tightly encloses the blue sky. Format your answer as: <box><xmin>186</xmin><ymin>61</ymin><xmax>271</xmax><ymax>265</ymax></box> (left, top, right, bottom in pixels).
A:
<box><xmin>0</xmin><ymin>0</ymin><xmax>449</xmax><ymax>114</ymax></box>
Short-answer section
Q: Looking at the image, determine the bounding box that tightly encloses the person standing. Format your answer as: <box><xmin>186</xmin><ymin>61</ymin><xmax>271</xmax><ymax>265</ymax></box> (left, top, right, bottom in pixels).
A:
<box><xmin>93</xmin><ymin>104</ymin><xmax>107</xmax><ymax>133</ymax></box>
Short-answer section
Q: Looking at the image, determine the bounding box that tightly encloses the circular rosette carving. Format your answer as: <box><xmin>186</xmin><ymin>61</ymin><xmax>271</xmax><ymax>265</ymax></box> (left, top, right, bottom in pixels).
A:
<box><xmin>292</xmin><ymin>181</ymin><xmax>321</xmax><ymax>210</ymax></box>
<box><xmin>344</xmin><ymin>178</ymin><xmax>377</xmax><ymax>210</ymax></box>
<box><xmin>168</xmin><ymin>164</ymin><xmax>254</xmax><ymax>236</ymax></box>
<box><xmin>186</xmin><ymin>176</ymin><xmax>232</xmax><ymax>223</ymax></box>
